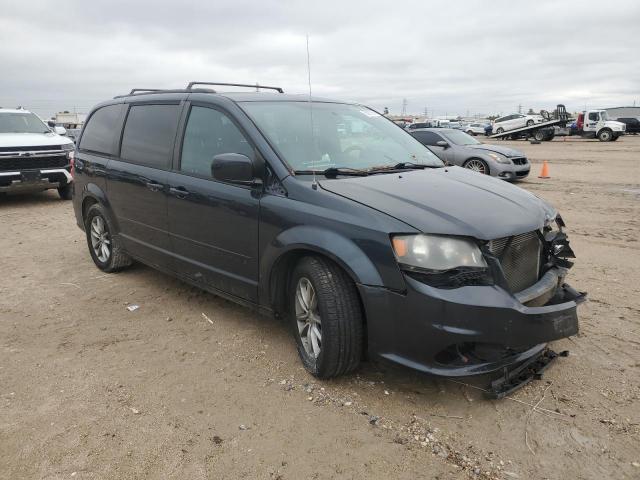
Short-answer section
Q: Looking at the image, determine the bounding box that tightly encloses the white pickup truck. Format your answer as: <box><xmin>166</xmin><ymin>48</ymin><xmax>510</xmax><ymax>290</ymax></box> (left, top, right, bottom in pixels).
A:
<box><xmin>0</xmin><ymin>108</ymin><xmax>75</xmax><ymax>199</ymax></box>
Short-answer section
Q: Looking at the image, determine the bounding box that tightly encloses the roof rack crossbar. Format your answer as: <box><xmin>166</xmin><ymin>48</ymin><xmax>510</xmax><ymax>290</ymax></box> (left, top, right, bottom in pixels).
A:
<box><xmin>186</xmin><ymin>81</ymin><xmax>283</xmax><ymax>93</ymax></box>
<box><xmin>129</xmin><ymin>88</ymin><xmax>163</xmax><ymax>95</ymax></box>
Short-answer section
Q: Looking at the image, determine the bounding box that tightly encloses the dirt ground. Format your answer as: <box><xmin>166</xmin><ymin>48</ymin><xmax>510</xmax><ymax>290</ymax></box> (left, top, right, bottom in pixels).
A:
<box><xmin>1</xmin><ymin>135</ymin><xmax>639</xmax><ymax>480</ymax></box>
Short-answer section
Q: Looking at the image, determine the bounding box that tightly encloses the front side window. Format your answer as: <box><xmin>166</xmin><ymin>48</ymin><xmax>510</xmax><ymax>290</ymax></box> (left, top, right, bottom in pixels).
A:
<box><xmin>79</xmin><ymin>104</ymin><xmax>123</xmax><ymax>155</ymax></box>
<box><xmin>180</xmin><ymin>106</ymin><xmax>253</xmax><ymax>178</ymax></box>
<box><xmin>411</xmin><ymin>131</ymin><xmax>442</xmax><ymax>146</ymax></box>
<box><xmin>442</xmin><ymin>130</ymin><xmax>481</xmax><ymax>146</ymax></box>
<box><xmin>0</xmin><ymin>112</ymin><xmax>49</xmax><ymax>134</ymax></box>
<box><xmin>120</xmin><ymin>104</ymin><xmax>181</xmax><ymax>168</ymax></box>
<box><xmin>588</xmin><ymin>112</ymin><xmax>599</xmax><ymax>121</ymax></box>
<box><xmin>241</xmin><ymin>102</ymin><xmax>442</xmax><ymax>171</ymax></box>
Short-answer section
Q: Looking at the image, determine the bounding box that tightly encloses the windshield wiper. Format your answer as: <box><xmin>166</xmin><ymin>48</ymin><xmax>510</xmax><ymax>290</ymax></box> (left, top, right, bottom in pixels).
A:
<box><xmin>295</xmin><ymin>167</ymin><xmax>369</xmax><ymax>178</ymax></box>
<box><xmin>367</xmin><ymin>162</ymin><xmax>433</xmax><ymax>173</ymax></box>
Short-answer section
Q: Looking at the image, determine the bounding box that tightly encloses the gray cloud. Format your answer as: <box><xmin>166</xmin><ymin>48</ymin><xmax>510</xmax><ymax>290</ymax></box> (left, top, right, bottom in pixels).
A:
<box><xmin>1</xmin><ymin>0</ymin><xmax>638</xmax><ymax>118</ymax></box>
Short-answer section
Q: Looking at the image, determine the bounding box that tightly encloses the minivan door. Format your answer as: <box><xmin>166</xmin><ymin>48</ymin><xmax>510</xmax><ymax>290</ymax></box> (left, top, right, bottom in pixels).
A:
<box><xmin>167</xmin><ymin>104</ymin><xmax>260</xmax><ymax>302</ymax></box>
<box><xmin>107</xmin><ymin>103</ymin><xmax>182</xmax><ymax>269</ymax></box>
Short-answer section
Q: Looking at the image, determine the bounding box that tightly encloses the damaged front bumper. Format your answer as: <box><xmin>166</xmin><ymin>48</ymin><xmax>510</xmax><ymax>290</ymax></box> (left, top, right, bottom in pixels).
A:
<box><xmin>359</xmin><ymin>272</ymin><xmax>585</xmax><ymax>377</ymax></box>
<box><xmin>358</xmin><ymin>223</ymin><xmax>585</xmax><ymax>378</ymax></box>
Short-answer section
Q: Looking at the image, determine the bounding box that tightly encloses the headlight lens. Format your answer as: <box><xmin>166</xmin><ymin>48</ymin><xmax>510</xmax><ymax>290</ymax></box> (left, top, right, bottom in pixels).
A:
<box><xmin>487</xmin><ymin>153</ymin><xmax>511</xmax><ymax>164</ymax></box>
<box><xmin>391</xmin><ymin>234</ymin><xmax>487</xmax><ymax>271</ymax></box>
<box><xmin>61</xmin><ymin>143</ymin><xmax>75</xmax><ymax>151</ymax></box>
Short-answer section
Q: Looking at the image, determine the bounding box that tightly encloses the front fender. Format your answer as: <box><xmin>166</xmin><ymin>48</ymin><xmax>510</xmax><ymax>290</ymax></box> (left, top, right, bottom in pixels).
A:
<box><xmin>261</xmin><ymin>225</ymin><xmax>384</xmax><ymax>285</ymax></box>
<box><xmin>259</xmin><ymin>225</ymin><xmax>402</xmax><ymax>308</ymax></box>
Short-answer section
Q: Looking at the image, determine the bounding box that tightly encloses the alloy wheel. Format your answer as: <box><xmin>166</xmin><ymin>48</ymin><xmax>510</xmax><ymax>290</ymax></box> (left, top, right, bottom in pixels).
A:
<box><xmin>465</xmin><ymin>159</ymin><xmax>488</xmax><ymax>174</ymax></box>
<box><xmin>90</xmin><ymin>215</ymin><xmax>111</xmax><ymax>263</ymax></box>
<box><xmin>295</xmin><ymin>277</ymin><xmax>322</xmax><ymax>358</ymax></box>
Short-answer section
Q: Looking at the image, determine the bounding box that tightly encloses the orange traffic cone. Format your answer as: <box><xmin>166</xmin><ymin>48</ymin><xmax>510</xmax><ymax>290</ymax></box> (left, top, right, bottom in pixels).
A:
<box><xmin>538</xmin><ymin>160</ymin><xmax>550</xmax><ymax>179</ymax></box>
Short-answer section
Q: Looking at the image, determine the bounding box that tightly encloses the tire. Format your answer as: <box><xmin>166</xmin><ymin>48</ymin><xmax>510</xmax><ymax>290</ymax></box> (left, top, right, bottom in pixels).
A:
<box><xmin>84</xmin><ymin>204</ymin><xmax>132</xmax><ymax>272</ymax></box>
<box><xmin>598</xmin><ymin>129</ymin><xmax>613</xmax><ymax>142</ymax></box>
<box><xmin>534</xmin><ymin>130</ymin><xmax>546</xmax><ymax>142</ymax></box>
<box><xmin>612</xmin><ymin>135</ymin><xmax>619</xmax><ymax>141</ymax></box>
<box><xmin>496</xmin><ymin>127</ymin><xmax>504</xmax><ymax>134</ymax></box>
<box><xmin>289</xmin><ymin>256</ymin><xmax>363</xmax><ymax>379</ymax></box>
<box><xmin>58</xmin><ymin>183</ymin><xmax>73</xmax><ymax>200</ymax></box>
<box><xmin>526</xmin><ymin>120</ymin><xmax>534</xmax><ymax>127</ymax></box>
<box><xmin>466</xmin><ymin>130</ymin><xmax>475</xmax><ymax>136</ymax></box>
<box><xmin>464</xmin><ymin>158</ymin><xmax>490</xmax><ymax>175</ymax></box>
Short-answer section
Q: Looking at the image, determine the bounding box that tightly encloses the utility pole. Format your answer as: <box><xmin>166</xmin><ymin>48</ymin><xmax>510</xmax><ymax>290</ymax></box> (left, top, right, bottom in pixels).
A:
<box><xmin>424</xmin><ymin>107</ymin><xmax>428</xmax><ymax>117</ymax></box>
<box><xmin>401</xmin><ymin>98</ymin><xmax>408</xmax><ymax>116</ymax></box>
<box><xmin>518</xmin><ymin>104</ymin><xmax>522</xmax><ymax>114</ymax></box>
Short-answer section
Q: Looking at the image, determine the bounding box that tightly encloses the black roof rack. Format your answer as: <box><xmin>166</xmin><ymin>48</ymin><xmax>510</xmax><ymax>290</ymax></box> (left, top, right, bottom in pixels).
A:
<box><xmin>113</xmin><ymin>88</ymin><xmax>217</xmax><ymax>99</ymax></box>
<box><xmin>186</xmin><ymin>81</ymin><xmax>284</xmax><ymax>93</ymax></box>
<box><xmin>129</xmin><ymin>88</ymin><xmax>163</xmax><ymax>94</ymax></box>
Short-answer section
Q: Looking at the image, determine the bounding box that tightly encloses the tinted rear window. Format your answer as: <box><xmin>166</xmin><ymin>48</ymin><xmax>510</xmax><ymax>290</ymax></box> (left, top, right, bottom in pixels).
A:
<box><xmin>120</xmin><ymin>104</ymin><xmax>181</xmax><ymax>168</ymax></box>
<box><xmin>79</xmin><ymin>104</ymin><xmax>123</xmax><ymax>155</ymax></box>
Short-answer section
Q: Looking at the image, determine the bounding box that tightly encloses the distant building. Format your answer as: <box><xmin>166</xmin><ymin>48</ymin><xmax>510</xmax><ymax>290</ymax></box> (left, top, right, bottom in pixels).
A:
<box><xmin>51</xmin><ymin>111</ymin><xmax>87</xmax><ymax>128</ymax></box>
<box><xmin>605</xmin><ymin>106</ymin><xmax>640</xmax><ymax>119</ymax></box>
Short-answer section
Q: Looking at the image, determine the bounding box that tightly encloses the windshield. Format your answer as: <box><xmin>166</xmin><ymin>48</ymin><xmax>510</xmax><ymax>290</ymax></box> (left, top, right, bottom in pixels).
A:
<box><xmin>442</xmin><ymin>129</ymin><xmax>481</xmax><ymax>145</ymax></box>
<box><xmin>0</xmin><ymin>112</ymin><xmax>50</xmax><ymax>134</ymax></box>
<box><xmin>600</xmin><ymin>111</ymin><xmax>610</xmax><ymax>121</ymax></box>
<box><xmin>240</xmin><ymin>102</ymin><xmax>443</xmax><ymax>171</ymax></box>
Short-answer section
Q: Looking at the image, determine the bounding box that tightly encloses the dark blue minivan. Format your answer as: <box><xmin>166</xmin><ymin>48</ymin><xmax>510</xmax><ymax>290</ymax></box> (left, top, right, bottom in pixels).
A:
<box><xmin>72</xmin><ymin>82</ymin><xmax>584</xmax><ymax>393</ymax></box>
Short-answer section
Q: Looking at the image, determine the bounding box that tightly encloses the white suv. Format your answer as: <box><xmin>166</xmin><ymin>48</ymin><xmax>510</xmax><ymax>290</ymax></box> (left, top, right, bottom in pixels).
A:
<box><xmin>0</xmin><ymin>108</ymin><xmax>75</xmax><ymax>199</ymax></box>
<box><xmin>493</xmin><ymin>113</ymin><xmax>543</xmax><ymax>133</ymax></box>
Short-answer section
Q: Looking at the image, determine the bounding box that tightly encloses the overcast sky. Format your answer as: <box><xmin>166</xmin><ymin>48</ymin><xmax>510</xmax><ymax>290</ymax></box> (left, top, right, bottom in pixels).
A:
<box><xmin>1</xmin><ymin>0</ymin><xmax>638</xmax><ymax>119</ymax></box>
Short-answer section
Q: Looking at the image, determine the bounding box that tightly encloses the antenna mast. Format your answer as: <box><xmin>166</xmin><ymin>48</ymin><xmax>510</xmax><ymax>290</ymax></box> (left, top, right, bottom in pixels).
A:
<box><xmin>306</xmin><ymin>34</ymin><xmax>317</xmax><ymax>189</ymax></box>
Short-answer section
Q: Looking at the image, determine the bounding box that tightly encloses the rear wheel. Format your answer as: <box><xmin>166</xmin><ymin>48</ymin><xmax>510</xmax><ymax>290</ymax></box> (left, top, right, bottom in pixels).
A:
<box><xmin>84</xmin><ymin>204</ymin><xmax>132</xmax><ymax>272</ymax></box>
<box><xmin>464</xmin><ymin>158</ymin><xmax>490</xmax><ymax>175</ymax></box>
<box><xmin>598</xmin><ymin>129</ymin><xmax>613</xmax><ymax>142</ymax></box>
<box><xmin>496</xmin><ymin>127</ymin><xmax>504</xmax><ymax>134</ymax></box>
<box><xmin>58</xmin><ymin>183</ymin><xmax>72</xmax><ymax>200</ymax></box>
<box><xmin>534</xmin><ymin>129</ymin><xmax>546</xmax><ymax>142</ymax></box>
<box><xmin>290</xmin><ymin>256</ymin><xmax>363</xmax><ymax>379</ymax></box>
<box><xmin>526</xmin><ymin>120</ymin><xmax>534</xmax><ymax>127</ymax></box>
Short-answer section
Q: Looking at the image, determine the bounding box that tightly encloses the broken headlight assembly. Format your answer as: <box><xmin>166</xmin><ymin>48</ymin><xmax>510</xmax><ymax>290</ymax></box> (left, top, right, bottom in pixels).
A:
<box><xmin>391</xmin><ymin>234</ymin><xmax>493</xmax><ymax>288</ymax></box>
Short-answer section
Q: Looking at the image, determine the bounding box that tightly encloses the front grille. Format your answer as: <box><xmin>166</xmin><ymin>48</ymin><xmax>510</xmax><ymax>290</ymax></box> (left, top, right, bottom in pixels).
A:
<box><xmin>489</xmin><ymin>231</ymin><xmax>541</xmax><ymax>292</ymax></box>
<box><xmin>511</xmin><ymin>157</ymin><xmax>528</xmax><ymax>165</ymax></box>
<box><xmin>0</xmin><ymin>155</ymin><xmax>68</xmax><ymax>171</ymax></box>
<box><xmin>0</xmin><ymin>145</ymin><xmax>63</xmax><ymax>152</ymax></box>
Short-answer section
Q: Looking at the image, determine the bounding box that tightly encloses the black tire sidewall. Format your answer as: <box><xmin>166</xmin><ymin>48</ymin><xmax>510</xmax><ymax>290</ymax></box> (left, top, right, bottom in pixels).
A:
<box><xmin>289</xmin><ymin>260</ymin><xmax>324</xmax><ymax>376</ymax></box>
<box><xmin>84</xmin><ymin>205</ymin><xmax>114</xmax><ymax>271</ymax></box>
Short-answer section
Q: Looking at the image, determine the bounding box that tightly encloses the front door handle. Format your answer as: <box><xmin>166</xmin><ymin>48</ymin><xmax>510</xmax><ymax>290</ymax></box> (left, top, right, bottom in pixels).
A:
<box><xmin>146</xmin><ymin>181</ymin><xmax>164</xmax><ymax>192</ymax></box>
<box><xmin>169</xmin><ymin>186</ymin><xmax>191</xmax><ymax>199</ymax></box>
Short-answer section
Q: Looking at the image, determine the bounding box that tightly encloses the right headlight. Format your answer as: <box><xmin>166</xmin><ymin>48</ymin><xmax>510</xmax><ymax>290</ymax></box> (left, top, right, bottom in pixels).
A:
<box><xmin>391</xmin><ymin>234</ymin><xmax>487</xmax><ymax>271</ymax></box>
<box><xmin>487</xmin><ymin>153</ymin><xmax>511</xmax><ymax>164</ymax></box>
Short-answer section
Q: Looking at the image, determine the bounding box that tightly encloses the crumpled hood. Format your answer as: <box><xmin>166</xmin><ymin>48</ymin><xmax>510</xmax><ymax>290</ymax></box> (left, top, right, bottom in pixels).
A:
<box><xmin>319</xmin><ymin>166</ymin><xmax>556</xmax><ymax>240</ymax></box>
<box><xmin>0</xmin><ymin>132</ymin><xmax>73</xmax><ymax>148</ymax></box>
<box><xmin>466</xmin><ymin>143</ymin><xmax>525</xmax><ymax>158</ymax></box>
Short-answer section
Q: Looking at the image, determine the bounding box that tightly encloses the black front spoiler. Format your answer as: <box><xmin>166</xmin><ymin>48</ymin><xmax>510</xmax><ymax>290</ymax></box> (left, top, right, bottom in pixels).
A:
<box><xmin>487</xmin><ymin>348</ymin><xmax>568</xmax><ymax>399</ymax></box>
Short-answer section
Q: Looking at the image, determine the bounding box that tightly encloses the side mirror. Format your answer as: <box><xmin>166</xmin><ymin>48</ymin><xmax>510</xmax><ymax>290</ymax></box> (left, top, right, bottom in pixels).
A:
<box><xmin>436</xmin><ymin>140</ymin><xmax>449</xmax><ymax>148</ymax></box>
<box><xmin>211</xmin><ymin>153</ymin><xmax>261</xmax><ymax>186</ymax></box>
<box><xmin>54</xmin><ymin>126</ymin><xmax>67</xmax><ymax>136</ymax></box>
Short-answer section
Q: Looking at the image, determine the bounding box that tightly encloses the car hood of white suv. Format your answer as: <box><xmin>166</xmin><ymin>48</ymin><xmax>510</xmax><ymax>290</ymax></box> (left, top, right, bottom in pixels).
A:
<box><xmin>0</xmin><ymin>132</ymin><xmax>74</xmax><ymax>148</ymax></box>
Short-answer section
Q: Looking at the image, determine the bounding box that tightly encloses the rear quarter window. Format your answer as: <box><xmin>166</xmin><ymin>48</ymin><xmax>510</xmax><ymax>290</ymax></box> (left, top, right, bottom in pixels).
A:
<box><xmin>120</xmin><ymin>104</ymin><xmax>181</xmax><ymax>169</ymax></box>
<box><xmin>79</xmin><ymin>104</ymin><xmax>123</xmax><ymax>155</ymax></box>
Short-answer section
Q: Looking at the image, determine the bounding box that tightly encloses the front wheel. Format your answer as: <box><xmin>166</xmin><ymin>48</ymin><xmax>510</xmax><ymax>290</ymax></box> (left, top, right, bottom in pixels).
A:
<box><xmin>464</xmin><ymin>158</ymin><xmax>490</xmax><ymax>175</ymax></box>
<box><xmin>496</xmin><ymin>127</ymin><xmax>504</xmax><ymax>134</ymax></box>
<box><xmin>290</xmin><ymin>256</ymin><xmax>363</xmax><ymax>379</ymax></box>
<box><xmin>84</xmin><ymin>204</ymin><xmax>132</xmax><ymax>272</ymax></box>
<box><xmin>598</xmin><ymin>129</ymin><xmax>613</xmax><ymax>142</ymax></box>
